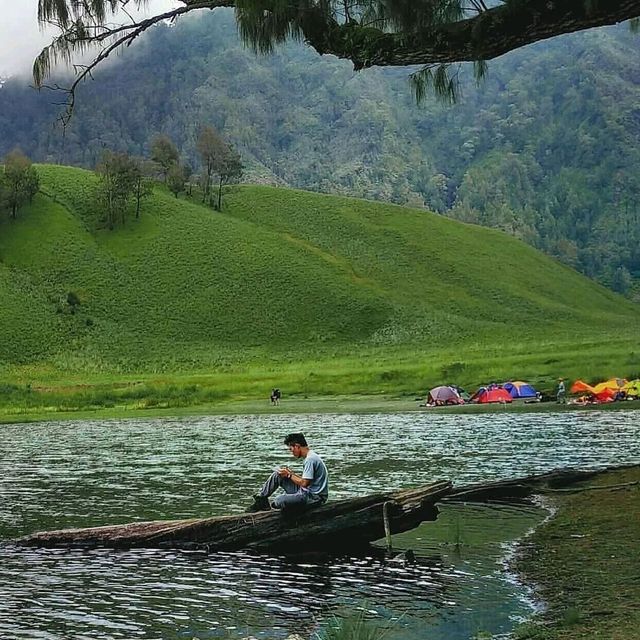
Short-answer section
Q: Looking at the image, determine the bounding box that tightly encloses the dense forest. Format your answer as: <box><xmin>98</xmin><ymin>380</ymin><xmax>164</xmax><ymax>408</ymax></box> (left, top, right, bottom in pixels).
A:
<box><xmin>1</xmin><ymin>10</ymin><xmax>639</xmax><ymax>297</ymax></box>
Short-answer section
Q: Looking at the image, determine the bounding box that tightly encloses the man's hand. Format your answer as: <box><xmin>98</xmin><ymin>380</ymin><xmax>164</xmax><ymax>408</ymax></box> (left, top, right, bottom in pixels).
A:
<box><xmin>277</xmin><ymin>467</ymin><xmax>292</xmax><ymax>478</ymax></box>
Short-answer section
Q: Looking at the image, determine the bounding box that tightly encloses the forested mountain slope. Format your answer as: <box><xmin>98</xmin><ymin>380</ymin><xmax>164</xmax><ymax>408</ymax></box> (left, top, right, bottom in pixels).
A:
<box><xmin>1</xmin><ymin>10</ymin><xmax>639</xmax><ymax>296</ymax></box>
<box><xmin>0</xmin><ymin>165</ymin><xmax>637</xmax><ymax>378</ymax></box>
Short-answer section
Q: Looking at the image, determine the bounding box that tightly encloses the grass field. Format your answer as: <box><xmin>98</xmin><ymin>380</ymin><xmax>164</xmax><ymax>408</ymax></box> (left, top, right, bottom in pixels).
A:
<box><xmin>0</xmin><ymin>164</ymin><xmax>638</xmax><ymax>418</ymax></box>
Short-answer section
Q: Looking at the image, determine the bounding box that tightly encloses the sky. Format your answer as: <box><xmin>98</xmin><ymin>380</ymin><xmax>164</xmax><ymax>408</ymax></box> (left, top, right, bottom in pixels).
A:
<box><xmin>0</xmin><ymin>0</ymin><xmax>178</xmax><ymax>77</ymax></box>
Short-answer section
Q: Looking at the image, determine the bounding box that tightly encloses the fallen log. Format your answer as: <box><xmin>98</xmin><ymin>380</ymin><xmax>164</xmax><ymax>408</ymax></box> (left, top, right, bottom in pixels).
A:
<box><xmin>10</xmin><ymin>480</ymin><xmax>453</xmax><ymax>552</ymax></box>
<box><xmin>12</xmin><ymin>465</ymin><xmax>638</xmax><ymax>552</ymax></box>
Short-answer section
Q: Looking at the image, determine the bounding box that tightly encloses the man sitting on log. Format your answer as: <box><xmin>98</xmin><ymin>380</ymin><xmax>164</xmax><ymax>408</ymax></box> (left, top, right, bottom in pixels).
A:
<box><xmin>246</xmin><ymin>433</ymin><xmax>329</xmax><ymax>512</ymax></box>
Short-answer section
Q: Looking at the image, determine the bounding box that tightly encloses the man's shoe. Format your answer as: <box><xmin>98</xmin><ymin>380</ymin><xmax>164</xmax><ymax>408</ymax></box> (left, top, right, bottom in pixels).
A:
<box><xmin>245</xmin><ymin>495</ymin><xmax>270</xmax><ymax>513</ymax></box>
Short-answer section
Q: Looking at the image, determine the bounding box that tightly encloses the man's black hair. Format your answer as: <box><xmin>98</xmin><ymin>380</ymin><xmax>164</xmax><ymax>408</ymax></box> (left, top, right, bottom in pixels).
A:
<box><xmin>284</xmin><ymin>433</ymin><xmax>307</xmax><ymax>447</ymax></box>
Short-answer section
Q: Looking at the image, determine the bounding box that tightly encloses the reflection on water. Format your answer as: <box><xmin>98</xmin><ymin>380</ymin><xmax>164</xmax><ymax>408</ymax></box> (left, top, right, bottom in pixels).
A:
<box><xmin>0</xmin><ymin>409</ymin><xmax>639</xmax><ymax>639</ymax></box>
<box><xmin>1</xmin><ymin>547</ymin><xmax>449</xmax><ymax>639</ymax></box>
<box><xmin>1</xmin><ymin>507</ymin><xmax>539</xmax><ymax>640</ymax></box>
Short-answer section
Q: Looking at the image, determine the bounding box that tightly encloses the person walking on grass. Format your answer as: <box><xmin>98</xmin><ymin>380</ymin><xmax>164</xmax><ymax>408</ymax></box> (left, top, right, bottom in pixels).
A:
<box><xmin>556</xmin><ymin>378</ymin><xmax>566</xmax><ymax>404</ymax></box>
<box><xmin>246</xmin><ymin>433</ymin><xmax>328</xmax><ymax>512</ymax></box>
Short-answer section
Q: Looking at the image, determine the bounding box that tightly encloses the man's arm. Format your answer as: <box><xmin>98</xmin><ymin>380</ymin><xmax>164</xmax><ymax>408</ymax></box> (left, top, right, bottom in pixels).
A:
<box><xmin>277</xmin><ymin>467</ymin><xmax>310</xmax><ymax>488</ymax></box>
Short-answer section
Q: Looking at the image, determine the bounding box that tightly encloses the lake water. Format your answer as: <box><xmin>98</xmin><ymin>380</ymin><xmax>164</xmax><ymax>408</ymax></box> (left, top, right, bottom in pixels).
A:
<box><xmin>1</xmin><ymin>409</ymin><xmax>639</xmax><ymax>639</ymax></box>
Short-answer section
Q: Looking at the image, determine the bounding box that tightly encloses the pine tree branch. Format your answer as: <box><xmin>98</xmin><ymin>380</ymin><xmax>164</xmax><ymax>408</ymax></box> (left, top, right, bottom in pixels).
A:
<box><xmin>34</xmin><ymin>0</ymin><xmax>640</xmax><ymax>120</ymax></box>
<box><xmin>302</xmin><ymin>0</ymin><xmax>640</xmax><ymax>69</ymax></box>
<box><xmin>35</xmin><ymin>1</ymin><xmax>234</xmax><ymax>125</ymax></box>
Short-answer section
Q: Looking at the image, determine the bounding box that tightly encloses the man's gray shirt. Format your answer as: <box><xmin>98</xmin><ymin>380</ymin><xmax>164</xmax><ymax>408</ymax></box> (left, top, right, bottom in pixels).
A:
<box><xmin>302</xmin><ymin>450</ymin><xmax>328</xmax><ymax>500</ymax></box>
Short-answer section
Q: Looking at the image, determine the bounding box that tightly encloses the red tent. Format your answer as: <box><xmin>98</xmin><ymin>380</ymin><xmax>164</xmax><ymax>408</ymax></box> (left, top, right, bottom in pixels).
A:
<box><xmin>594</xmin><ymin>388</ymin><xmax>615</xmax><ymax>403</ymax></box>
<box><xmin>472</xmin><ymin>387</ymin><xmax>513</xmax><ymax>404</ymax></box>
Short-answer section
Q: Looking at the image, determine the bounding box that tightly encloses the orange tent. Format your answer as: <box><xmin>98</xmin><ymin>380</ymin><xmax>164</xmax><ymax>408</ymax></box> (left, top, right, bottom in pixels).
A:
<box><xmin>570</xmin><ymin>380</ymin><xmax>596</xmax><ymax>394</ymax></box>
<box><xmin>570</xmin><ymin>380</ymin><xmax>616</xmax><ymax>403</ymax></box>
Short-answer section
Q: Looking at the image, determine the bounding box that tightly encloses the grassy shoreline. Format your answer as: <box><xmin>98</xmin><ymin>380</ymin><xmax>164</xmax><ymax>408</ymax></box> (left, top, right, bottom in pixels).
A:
<box><xmin>514</xmin><ymin>466</ymin><xmax>640</xmax><ymax>639</ymax></box>
<box><xmin>1</xmin><ymin>392</ymin><xmax>638</xmax><ymax>425</ymax></box>
<box><xmin>1</xmin><ymin>166</ymin><xmax>639</xmax><ymax>413</ymax></box>
<box><xmin>3</xmin><ymin>333</ymin><xmax>638</xmax><ymax>426</ymax></box>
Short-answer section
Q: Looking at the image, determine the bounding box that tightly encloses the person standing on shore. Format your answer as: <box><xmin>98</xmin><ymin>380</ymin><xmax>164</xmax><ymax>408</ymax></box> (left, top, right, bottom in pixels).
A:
<box><xmin>246</xmin><ymin>433</ymin><xmax>329</xmax><ymax>512</ymax></box>
<box><xmin>556</xmin><ymin>378</ymin><xmax>566</xmax><ymax>404</ymax></box>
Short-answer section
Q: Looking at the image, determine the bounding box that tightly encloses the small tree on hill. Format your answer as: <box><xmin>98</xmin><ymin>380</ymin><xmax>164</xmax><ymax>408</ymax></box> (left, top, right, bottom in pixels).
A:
<box><xmin>196</xmin><ymin>126</ymin><xmax>225</xmax><ymax>205</ymax></box>
<box><xmin>167</xmin><ymin>163</ymin><xmax>186</xmax><ymax>198</ymax></box>
<box><xmin>3</xmin><ymin>149</ymin><xmax>39</xmax><ymax>219</ymax></box>
<box><xmin>96</xmin><ymin>151</ymin><xmax>138</xmax><ymax>229</ymax></box>
<box><xmin>182</xmin><ymin>162</ymin><xmax>194</xmax><ymax>196</ymax></box>
<box><xmin>24</xmin><ymin>166</ymin><xmax>40</xmax><ymax>204</ymax></box>
<box><xmin>196</xmin><ymin>125</ymin><xmax>243</xmax><ymax>210</ymax></box>
<box><xmin>213</xmin><ymin>145</ymin><xmax>243</xmax><ymax>211</ymax></box>
<box><xmin>133</xmin><ymin>157</ymin><xmax>154</xmax><ymax>219</ymax></box>
<box><xmin>611</xmin><ymin>265</ymin><xmax>633</xmax><ymax>296</ymax></box>
<box><xmin>150</xmin><ymin>134</ymin><xmax>179</xmax><ymax>182</ymax></box>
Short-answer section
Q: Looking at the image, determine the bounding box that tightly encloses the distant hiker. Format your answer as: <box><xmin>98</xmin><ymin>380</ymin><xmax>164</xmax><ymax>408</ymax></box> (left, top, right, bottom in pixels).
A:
<box><xmin>556</xmin><ymin>378</ymin><xmax>566</xmax><ymax>404</ymax></box>
<box><xmin>246</xmin><ymin>433</ymin><xmax>329</xmax><ymax>512</ymax></box>
<box><xmin>270</xmin><ymin>388</ymin><xmax>281</xmax><ymax>405</ymax></box>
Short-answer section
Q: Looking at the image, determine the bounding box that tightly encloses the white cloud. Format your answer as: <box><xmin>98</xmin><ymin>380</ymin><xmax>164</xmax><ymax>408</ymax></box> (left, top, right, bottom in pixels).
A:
<box><xmin>0</xmin><ymin>1</ymin><xmax>48</xmax><ymax>76</ymax></box>
<box><xmin>0</xmin><ymin>0</ymin><xmax>179</xmax><ymax>77</ymax></box>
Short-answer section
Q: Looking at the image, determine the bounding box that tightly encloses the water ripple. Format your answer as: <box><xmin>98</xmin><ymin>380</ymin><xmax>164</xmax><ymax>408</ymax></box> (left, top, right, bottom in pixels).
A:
<box><xmin>0</xmin><ymin>409</ymin><xmax>639</xmax><ymax>639</ymax></box>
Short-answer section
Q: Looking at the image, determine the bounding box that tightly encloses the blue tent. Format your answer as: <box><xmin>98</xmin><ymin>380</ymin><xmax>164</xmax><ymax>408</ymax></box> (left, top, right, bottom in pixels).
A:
<box><xmin>503</xmin><ymin>381</ymin><xmax>538</xmax><ymax>399</ymax></box>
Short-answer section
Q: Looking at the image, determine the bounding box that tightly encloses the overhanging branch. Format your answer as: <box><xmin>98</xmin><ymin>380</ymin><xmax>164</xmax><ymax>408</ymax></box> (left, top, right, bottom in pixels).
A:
<box><xmin>35</xmin><ymin>0</ymin><xmax>640</xmax><ymax>121</ymax></box>
<box><xmin>35</xmin><ymin>0</ymin><xmax>234</xmax><ymax>125</ymax></box>
<box><xmin>302</xmin><ymin>0</ymin><xmax>640</xmax><ymax>69</ymax></box>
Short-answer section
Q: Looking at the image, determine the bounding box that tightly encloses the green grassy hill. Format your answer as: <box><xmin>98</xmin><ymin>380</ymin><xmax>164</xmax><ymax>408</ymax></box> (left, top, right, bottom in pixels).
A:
<box><xmin>0</xmin><ymin>165</ymin><xmax>638</xmax><ymax>415</ymax></box>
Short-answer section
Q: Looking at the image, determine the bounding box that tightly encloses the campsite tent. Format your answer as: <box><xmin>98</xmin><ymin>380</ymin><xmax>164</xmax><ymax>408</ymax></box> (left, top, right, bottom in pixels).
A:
<box><xmin>503</xmin><ymin>381</ymin><xmax>538</xmax><ymax>399</ymax></box>
<box><xmin>451</xmin><ymin>385</ymin><xmax>471</xmax><ymax>401</ymax></box>
<box><xmin>623</xmin><ymin>380</ymin><xmax>640</xmax><ymax>398</ymax></box>
<box><xmin>570</xmin><ymin>380</ymin><xmax>616</xmax><ymax>403</ymax></box>
<box><xmin>595</xmin><ymin>388</ymin><xmax>616</xmax><ymax>402</ymax></box>
<box><xmin>428</xmin><ymin>386</ymin><xmax>464</xmax><ymax>405</ymax></box>
<box><xmin>471</xmin><ymin>387</ymin><xmax>513</xmax><ymax>404</ymax></box>
<box><xmin>593</xmin><ymin>378</ymin><xmax>628</xmax><ymax>394</ymax></box>
<box><xmin>570</xmin><ymin>380</ymin><xmax>596</xmax><ymax>395</ymax></box>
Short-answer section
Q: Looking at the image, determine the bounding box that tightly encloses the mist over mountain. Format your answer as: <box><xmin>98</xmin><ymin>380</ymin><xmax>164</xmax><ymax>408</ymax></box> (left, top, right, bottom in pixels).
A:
<box><xmin>1</xmin><ymin>9</ymin><xmax>639</xmax><ymax>297</ymax></box>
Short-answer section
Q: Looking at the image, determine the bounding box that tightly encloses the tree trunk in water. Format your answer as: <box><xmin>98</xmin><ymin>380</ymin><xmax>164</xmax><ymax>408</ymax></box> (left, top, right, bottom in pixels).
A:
<box><xmin>9</xmin><ymin>482</ymin><xmax>453</xmax><ymax>552</ymax></box>
<box><xmin>443</xmin><ymin>465</ymin><xmax>639</xmax><ymax>502</ymax></box>
<box><xmin>9</xmin><ymin>465</ymin><xmax>637</xmax><ymax>552</ymax></box>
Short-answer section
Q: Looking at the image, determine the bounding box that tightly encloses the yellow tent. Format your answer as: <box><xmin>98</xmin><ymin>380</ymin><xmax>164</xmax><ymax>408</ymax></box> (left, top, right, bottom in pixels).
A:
<box><xmin>623</xmin><ymin>379</ymin><xmax>640</xmax><ymax>398</ymax></box>
<box><xmin>593</xmin><ymin>378</ymin><xmax>628</xmax><ymax>394</ymax></box>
